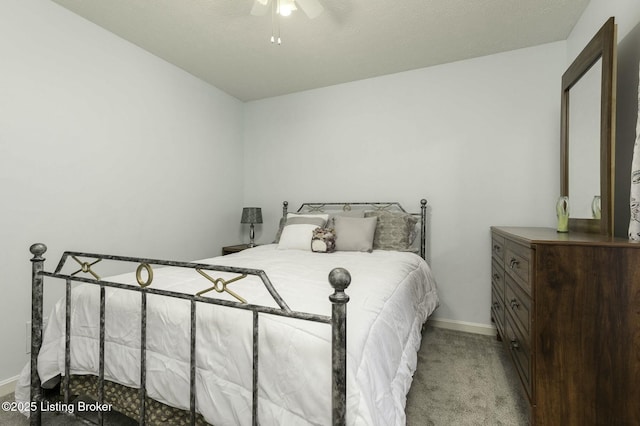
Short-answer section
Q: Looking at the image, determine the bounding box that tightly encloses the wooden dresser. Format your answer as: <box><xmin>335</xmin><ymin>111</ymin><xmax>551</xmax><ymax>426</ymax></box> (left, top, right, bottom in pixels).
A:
<box><xmin>490</xmin><ymin>226</ymin><xmax>640</xmax><ymax>425</ymax></box>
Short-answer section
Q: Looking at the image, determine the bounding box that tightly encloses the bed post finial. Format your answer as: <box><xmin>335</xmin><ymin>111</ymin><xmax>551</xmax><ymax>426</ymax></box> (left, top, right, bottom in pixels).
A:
<box><xmin>328</xmin><ymin>267</ymin><xmax>350</xmax><ymax>426</ymax></box>
<box><xmin>282</xmin><ymin>201</ymin><xmax>288</xmax><ymax>218</ymax></box>
<box><xmin>328</xmin><ymin>267</ymin><xmax>351</xmax><ymax>297</ymax></box>
<box><xmin>30</xmin><ymin>243</ymin><xmax>47</xmax><ymax>259</ymax></box>
<box><xmin>30</xmin><ymin>243</ymin><xmax>47</xmax><ymax>426</ymax></box>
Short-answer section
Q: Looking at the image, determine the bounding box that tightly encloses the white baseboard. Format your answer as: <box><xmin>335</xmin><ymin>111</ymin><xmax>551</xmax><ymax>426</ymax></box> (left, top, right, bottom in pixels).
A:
<box><xmin>0</xmin><ymin>376</ymin><xmax>18</xmax><ymax>397</ymax></box>
<box><xmin>427</xmin><ymin>318</ymin><xmax>497</xmax><ymax>336</ymax></box>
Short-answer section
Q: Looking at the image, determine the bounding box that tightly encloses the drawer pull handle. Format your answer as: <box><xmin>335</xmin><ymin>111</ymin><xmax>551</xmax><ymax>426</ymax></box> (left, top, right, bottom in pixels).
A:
<box><xmin>509</xmin><ymin>258</ymin><xmax>520</xmax><ymax>269</ymax></box>
<box><xmin>493</xmin><ymin>244</ymin><xmax>501</xmax><ymax>253</ymax></box>
<box><xmin>510</xmin><ymin>299</ymin><xmax>520</xmax><ymax>309</ymax></box>
<box><xmin>492</xmin><ymin>273</ymin><xmax>500</xmax><ymax>282</ymax></box>
<box><xmin>493</xmin><ymin>302</ymin><xmax>500</xmax><ymax>310</ymax></box>
<box><xmin>510</xmin><ymin>339</ymin><xmax>520</xmax><ymax>351</ymax></box>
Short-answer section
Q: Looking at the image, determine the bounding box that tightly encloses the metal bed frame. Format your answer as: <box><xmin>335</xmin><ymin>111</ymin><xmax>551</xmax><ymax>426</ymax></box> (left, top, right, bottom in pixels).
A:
<box><xmin>28</xmin><ymin>199</ymin><xmax>428</xmax><ymax>426</ymax></box>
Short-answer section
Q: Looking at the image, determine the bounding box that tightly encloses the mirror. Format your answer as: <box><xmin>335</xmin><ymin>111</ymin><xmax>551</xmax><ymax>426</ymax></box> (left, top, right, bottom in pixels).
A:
<box><xmin>560</xmin><ymin>17</ymin><xmax>617</xmax><ymax>235</ymax></box>
<box><xmin>568</xmin><ymin>58</ymin><xmax>602</xmax><ymax>218</ymax></box>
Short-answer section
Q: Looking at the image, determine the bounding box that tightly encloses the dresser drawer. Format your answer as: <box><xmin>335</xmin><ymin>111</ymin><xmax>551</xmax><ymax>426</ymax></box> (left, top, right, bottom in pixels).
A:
<box><xmin>491</xmin><ymin>234</ymin><xmax>506</xmax><ymax>264</ymax></box>
<box><xmin>491</xmin><ymin>285</ymin><xmax>505</xmax><ymax>337</ymax></box>
<box><xmin>505</xmin><ymin>240</ymin><xmax>531</xmax><ymax>294</ymax></box>
<box><xmin>505</xmin><ymin>314</ymin><xmax>532</xmax><ymax>400</ymax></box>
<box><xmin>491</xmin><ymin>260</ymin><xmax>505</xmax><ymax>299</ymax></box>
<box><xmin>505</xmin><ymin>274</ymin><xmax>531</xmax><ymax>340</ymax></box>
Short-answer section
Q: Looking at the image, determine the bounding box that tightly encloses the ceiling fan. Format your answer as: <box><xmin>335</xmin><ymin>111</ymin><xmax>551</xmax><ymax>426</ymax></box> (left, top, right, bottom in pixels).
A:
<box><xmin>251</xmin><ymin>0</ymin><xmax>324</xmax><ymax>44</ymax></box>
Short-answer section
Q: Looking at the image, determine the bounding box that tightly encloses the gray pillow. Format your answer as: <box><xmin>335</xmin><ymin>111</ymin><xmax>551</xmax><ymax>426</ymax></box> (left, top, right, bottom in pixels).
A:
<box><xmin>334</xmin><ymin>216</ymin><xmax>377</xmax><ymax>252</ymax></box>
<box><xmin>285</xmin><ymin>216</ymin><xmax>327</xmax><ymax>227</ymax></box>
<box><xmin>327</xmin><ymin>210</ymin><xmax>365</xmax><ymax>228</ymax></box>
<box><xmin>364</xmin><ymin>211</ymin><xmax>418</xmax><ymax>251</ymax></box>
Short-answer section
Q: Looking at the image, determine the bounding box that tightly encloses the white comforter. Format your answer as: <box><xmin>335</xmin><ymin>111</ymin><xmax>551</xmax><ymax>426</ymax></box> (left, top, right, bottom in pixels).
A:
<box><xmin>16</xmin><ymin>245</ymin><xmax>438</xmax><ymax>425</ymax></box>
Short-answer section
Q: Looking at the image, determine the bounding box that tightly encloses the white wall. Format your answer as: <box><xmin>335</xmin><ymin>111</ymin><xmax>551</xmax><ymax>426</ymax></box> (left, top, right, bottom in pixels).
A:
<box><xmin>567</xmin><ymin>0</ymin><xmax>640</xmax><ymax>61</ymax></box>
<box><xmin>0</xmin><ymin>0</ymin><xmax>244</xmax><ymax>386</ymax></box>
<box><xmin>243</xmin><ymin>42</ymin><xmax>566</xmax><ymax>328</ymax></box>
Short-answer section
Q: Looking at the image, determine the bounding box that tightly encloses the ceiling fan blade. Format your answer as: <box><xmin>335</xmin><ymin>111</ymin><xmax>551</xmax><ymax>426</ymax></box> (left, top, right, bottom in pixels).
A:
<box><xmin>295</xmin><ymin>0</ymin><xmax>323</xmax><ymax>19</ymax></box>
<box><xmin>251</xmin><ymin>0</ymin><xmax>271</xmax><ymax>16</ymax></box>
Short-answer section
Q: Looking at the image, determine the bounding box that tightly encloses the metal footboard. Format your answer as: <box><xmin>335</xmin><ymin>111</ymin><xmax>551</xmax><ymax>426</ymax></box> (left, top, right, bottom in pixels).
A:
<box><xmin>29</xmin><ymin>244</ymin><xmax>350</xmax><ymax>426</ymax></box>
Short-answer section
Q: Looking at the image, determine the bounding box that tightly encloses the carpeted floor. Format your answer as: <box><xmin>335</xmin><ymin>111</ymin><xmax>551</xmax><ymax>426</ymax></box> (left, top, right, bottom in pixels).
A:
<box><xmin>406</xmin><ymin>325</ymin><xmax>528</xmax><ymax>425</ymax></box>
<box><xmin>1</xmin><ymin>325</ymin><xmax>527</xmax><ymax>425</ymax></box>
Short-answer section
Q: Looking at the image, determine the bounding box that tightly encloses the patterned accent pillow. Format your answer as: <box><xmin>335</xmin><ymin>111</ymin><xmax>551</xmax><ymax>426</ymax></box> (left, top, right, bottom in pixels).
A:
<box><xmin>364</xmin><ymin>211</ymin><xmax>418</xmax><ymax>251</ymax></box>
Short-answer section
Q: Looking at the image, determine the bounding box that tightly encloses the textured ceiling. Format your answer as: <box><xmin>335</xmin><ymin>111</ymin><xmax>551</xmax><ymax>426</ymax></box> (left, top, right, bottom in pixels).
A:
<box><xmin>51</xmin><ymin>0</ymin><xmax>590</xmax><ymax>101</ymax></box>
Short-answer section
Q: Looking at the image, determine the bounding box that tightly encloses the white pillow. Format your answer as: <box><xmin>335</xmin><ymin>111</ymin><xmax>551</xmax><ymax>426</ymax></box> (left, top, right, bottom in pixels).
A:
<box><xmin>277</xmin><ymin>214</ymin><xmax>329</xmax><ymax>250</ymax></box>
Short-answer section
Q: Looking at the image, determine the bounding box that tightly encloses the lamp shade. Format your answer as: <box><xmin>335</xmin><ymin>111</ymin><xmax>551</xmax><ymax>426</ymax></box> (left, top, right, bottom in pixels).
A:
<box><xmin>241</xmin><ymin>207</ymin><xmax>263</xmax><ymax>224</ymax></box>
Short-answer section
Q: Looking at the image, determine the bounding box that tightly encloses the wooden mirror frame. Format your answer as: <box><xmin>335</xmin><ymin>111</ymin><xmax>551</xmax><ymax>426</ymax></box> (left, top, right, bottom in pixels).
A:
<box><xmin>560</xmin><ymin>17</ymin><xmax>617</xmax><ymax>236</ymax></box>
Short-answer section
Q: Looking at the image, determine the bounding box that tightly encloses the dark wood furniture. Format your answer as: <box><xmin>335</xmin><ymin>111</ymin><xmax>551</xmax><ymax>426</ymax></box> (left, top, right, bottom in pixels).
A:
<box><xmin>490</xmin><ymin>226</ymin><xmax>640</xmax><ymax>425</ymax></box>
<box><xmin>560</xmin><ymin>17</ymin><xmax>616</xmax><ymax>235</ymax></box>
<box><xmin>222</xmin><ymin>243</ymin><xmax>253</xmax><ymax>255</ymax></box>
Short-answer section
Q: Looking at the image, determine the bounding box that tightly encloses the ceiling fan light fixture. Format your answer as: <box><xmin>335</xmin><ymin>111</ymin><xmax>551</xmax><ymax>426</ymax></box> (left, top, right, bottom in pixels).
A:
<box><xmin>277</xmin><ymin>0</ymin><xmax>297</xmax><ymax>17</ymax></box>
<box><xmin>253</xmin><ymin>0</ymin><xmax>323</xmax><ymax>44</ymax></box>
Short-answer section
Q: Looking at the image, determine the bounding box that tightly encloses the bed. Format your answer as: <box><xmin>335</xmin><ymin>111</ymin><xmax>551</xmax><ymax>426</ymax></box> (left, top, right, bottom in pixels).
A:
<box><xmin>16</xmin><ymin>200</ymin><xmax>439</xmax><ymax>426</ymax></box>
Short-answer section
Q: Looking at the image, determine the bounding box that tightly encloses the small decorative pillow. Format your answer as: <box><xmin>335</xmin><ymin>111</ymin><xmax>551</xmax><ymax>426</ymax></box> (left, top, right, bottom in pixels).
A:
<box><xmin>311</xmin><ymin>227</ymin><xmax>336</xmax><ymax>253</ymax></box>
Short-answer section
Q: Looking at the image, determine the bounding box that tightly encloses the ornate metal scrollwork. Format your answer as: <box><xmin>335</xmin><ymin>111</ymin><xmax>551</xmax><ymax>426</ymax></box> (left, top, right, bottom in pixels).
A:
<box><xmin>70</xmin><ymin>255</ymin><xmax>102</xmax><ymax>280</ymax></box>
<box><xmin>305</xmin><ymin>204</ymin><xmax>326</xmax><ymax>213</ymax></box>
<box><xmin>136</xmin><ymin>263</ymin><xmax>153</xmax><ymax>288</ymax></box>
<box><xmin>196</xmin><ymin>269</ymin><xmax>248</xmax><ymax>304</ymax></box>
<box><xmin>371</xmin><ymin>203</ymin><xmax>394</xmax><ymax>211</ymax></box>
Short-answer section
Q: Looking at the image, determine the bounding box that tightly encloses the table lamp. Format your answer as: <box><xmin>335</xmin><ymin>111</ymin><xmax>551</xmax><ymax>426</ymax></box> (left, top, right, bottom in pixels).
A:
<box><xmin>241</xmin><ymin>207</ymin><xmax>263</xmax><ymax>247</ymax></box>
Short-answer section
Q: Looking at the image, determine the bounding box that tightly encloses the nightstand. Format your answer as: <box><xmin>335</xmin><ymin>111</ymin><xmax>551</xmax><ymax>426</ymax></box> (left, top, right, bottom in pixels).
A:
<box><xmin>222</xmin><ymin>244</ymin><xmax>255</xmax><ymax>256</ymax></box>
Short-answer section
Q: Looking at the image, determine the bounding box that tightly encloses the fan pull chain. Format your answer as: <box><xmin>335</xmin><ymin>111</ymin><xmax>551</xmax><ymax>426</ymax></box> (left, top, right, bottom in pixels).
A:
<box><xmin>271</xmin><ymin>0</ymin><xmax>282</xmax><ymax>44</ymax></box>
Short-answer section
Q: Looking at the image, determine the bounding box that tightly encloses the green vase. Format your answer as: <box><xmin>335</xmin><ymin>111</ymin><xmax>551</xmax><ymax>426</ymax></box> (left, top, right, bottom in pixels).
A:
<box><xmin>591</xmin><ymin>195</ymin><xmax>601</xmax><ymax>219</ymax></box>
<box><xmin>556</xmin><ymin>196</ymin><xmax>570</xmax><ymax>233</ymax></box>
